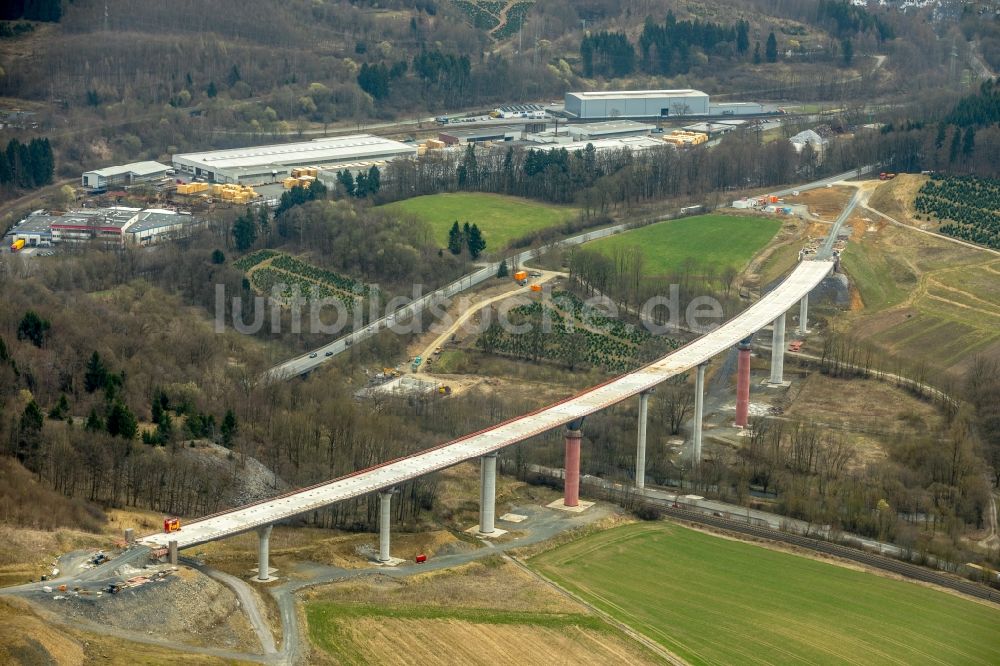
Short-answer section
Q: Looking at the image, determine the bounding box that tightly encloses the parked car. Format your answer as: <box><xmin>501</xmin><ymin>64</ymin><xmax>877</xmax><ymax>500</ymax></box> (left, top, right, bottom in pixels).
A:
<box><xmin>325</xmin><ymin>351</ymin><xmax>333</xmax><ymax>357</ymax></box>
<box><xmin>309</xmin><ymin>352</ymin><xmax>318</xmax><ymax>358</ymax></box>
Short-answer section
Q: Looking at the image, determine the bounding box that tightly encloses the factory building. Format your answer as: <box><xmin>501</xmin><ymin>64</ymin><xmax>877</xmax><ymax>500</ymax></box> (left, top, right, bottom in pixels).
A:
<box><xmin>709</xmin><ymin>102</ymin><xmax>766</xmax><ymax>116</ymax></box>
<box><xmin>7</xmin><ymin>207</ymin><xmax>198</xmax><ymax>247</ymax></box>
<box><xmin>81</xmin><ymin>161</ymin><xmax>171</xmax><ymax>192</ymax></box>
<box><xmin>438</xmin><ymin>126</ymin><xmax>523</xmax><ymax>146</ymax></box>
<box><xmin>566</xmin><ymin>120</ymin><xmax>655</xmax><ymax>141</ymax></box>
<box><xmin>172</xmin><ymin>135</ymin><xmax>417</xmax><ymax>185</ymax></box>
<box><xmin>527</xmin><ymin>135</ymin><xmax>671</xmax><ymax>155</ymax></box>
<box><xmin>565</xmin><ymin>90</ymin><xmax>710</xmax><ymax>119</ymax></box>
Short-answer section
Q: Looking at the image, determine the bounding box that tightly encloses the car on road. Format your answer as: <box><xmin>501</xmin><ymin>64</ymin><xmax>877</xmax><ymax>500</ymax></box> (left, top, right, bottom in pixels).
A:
<box><xmin>528</xmin><ymin>271</ymin><xmax>542</xmax><ymax>277</ymax></box>
<box><xmin>325</xmin><ymin>351</ymin><xmax>333</xmax><ymax>357</ymax></box>
<box><xmin>309</xmin><ymin>352</ymin><xmax>317</xmax><ymax>358</ymax></box>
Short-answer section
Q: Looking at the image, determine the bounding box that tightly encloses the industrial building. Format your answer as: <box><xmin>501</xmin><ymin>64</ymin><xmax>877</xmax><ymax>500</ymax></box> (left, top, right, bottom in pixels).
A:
<box><xmin>566</xmin><ymin>120</ymin><xmax>655</xmax><ymax>141</ymax></box>
<box><xmin>565</xmin><ymin>90</ymin><xmax>710</xmax><ymax>119</ymax></box>
<box><xmin>789</xmin><ymin>129</ymin><xmax>828</xmax><ymax>156</ymax></box>
<box><xmin>81</xmin><ymin>161</ymin><xmax>171</xmax><ymax>191</ymax></box>
<box><xmin>7</xmin><ymin>207</ymin><xmax>198</xmax><ymax>247</ymax></box>
<box><xmin>709</xmin><ymin>102</ymin><xmax>765</xmax><ymax>116</ymax></box>
<box><xmin>172</xmin><ymin>135</ymin><xmax>417</xmax><ymax>185</ymax></box>
<box><xmin>528</xmin><ymin>135</ymin><xmax>670</xmax><ymax>155</ymax></box>
<box><xmin>438</xmin><ymin>125</ymin><xmax>523</xmax><ymax>146</ymax></box>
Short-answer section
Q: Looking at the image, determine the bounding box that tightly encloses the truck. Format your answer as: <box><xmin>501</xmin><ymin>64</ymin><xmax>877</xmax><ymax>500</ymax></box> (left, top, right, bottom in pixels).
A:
<box><xmin>10</xmin><ymin>239</ymin><xmax>25</xmax><ymax>252</ymax></box>
<box><xmin>163</xmin><ymin>517</ymin><xmax>181</xmax><ymax>533</ymax></box>
<box><xmin>513</xmin><ymin>270</ymin><xmax>528</xmax><ymax>285</ymax></box>
<box><xmin>878</xmin><ymin>172</ymin><xmax>896</xmax><ymax>181</ymax></box>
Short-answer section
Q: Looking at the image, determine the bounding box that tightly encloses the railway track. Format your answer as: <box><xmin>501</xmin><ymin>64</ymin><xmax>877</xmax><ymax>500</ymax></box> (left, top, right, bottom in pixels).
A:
<box><xmin>635</xmin><ymin>495</ymin><xmax>1000</xmax><ymax>605</ymax></box>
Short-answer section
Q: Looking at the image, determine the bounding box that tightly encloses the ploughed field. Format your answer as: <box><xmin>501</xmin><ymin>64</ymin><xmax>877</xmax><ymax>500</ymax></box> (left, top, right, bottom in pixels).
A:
<box><xmin>381</xmin><ymin>192</ymin><xmax>580</xmax><ymax>250</ymax></box>
<box><xmin>585</xmin><ymin>214</ymin><xmax>782</xmax><ymax>276</ymax></box>
<box><xmin>529</xmin><ymin>523</ymin><xmax>1000</xmax><ymax>665</ymax></box>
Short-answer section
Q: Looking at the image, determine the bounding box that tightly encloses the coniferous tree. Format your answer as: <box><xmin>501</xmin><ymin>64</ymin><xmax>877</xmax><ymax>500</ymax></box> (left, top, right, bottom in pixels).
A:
<box><xmin>467</xmin><ymin>223</ymin><xmax>486</xmax><ymax>259</ymax></box>
<box><xmin>497</xmin><ymin>258</ymin><xmax>509</xmax><ymax>278</ymax></box>
<box><xmin>447</xmin><ymin>221</ymin><xmax>463</xmax><ymax>255</ymax></box>
<box><xmin>765</xmin><ymin>32</ymin><xmax>778</xmax><ymax>63</ymax></box>
<box><xmin>337</xmin><ymin>169</ymin><xmax>356</xmax><ymax>196</ymax></box>
<box><xmin>84</xmin><ymin>351</ymin><xmax>109</xmax><ymax>393</ymax></box>
<box><xmin>232</xmin><ymin>211</ymin><xmax>257</xmax><ymax>251</ymax></box>
<box><xmin>106</xmin><ymin>401</ymin><xmax>138</xmax><ymax>439</ymax></box>
<box><xmin>17</xmin><ymin>311</ymin><xmax>50</xmax><ymax>348</ymax></box>
<box><xmin>736</xmin><ymin>20</ymin><xmax>750</xmax><ymax>55</ymax></box>
<box><xmin>221</xmin><ymin>408</ymin><xmax>238</xmax><ymax>447</ymax></box>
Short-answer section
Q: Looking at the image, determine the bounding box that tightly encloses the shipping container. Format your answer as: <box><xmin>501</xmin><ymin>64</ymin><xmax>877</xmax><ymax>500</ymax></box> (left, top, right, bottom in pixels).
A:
<box><xmin>513</xmin><ymin>270</ymin><xmax>528</xmax><ymax>282</ymax></box>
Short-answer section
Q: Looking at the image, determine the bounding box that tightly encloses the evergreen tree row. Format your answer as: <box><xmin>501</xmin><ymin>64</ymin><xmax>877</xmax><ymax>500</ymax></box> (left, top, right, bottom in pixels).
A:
<box><xmin>0</xmin><ymin>0</ymin><xmax>63</xmax><ymax>23</ymax></box>
<box><xmin>0</xmin><ymin>137</ymin><xmax>55</xmax><ymax>190</ymax></box>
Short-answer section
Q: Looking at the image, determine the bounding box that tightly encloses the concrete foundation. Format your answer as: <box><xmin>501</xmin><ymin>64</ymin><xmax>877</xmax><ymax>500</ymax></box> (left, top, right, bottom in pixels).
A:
<box><xmin>378</xmin><ymin>491</ymin><xmax>392</xmax><ymax>563</ymax></box>
<box><xmin>547</xmin><ymin>498</ymin><xmax>595</xmax><ymax>513</ymax></box>
<box><xmin>635</xmin><ymin>391</ymin><xmax>651</xmax><ymax>489</ymax></box>
<box><xmin>479</xmin><ymin>452</ymin><xmax>498</xmax><ymax>535</ymax></box>
<box><xmin>735</xmin><ymin>339</ymin><xmax>752</xmax><ymax>427</ymax></box>
<box><xmin>769</xmin><ymin>313</ymin><xmax>786</xmax><ymax>385</ymax></box>
<box><xmin>798</xmin><ymin>294</ymin><xmax>809</xmax><ymax>335</ymax></box>
<box><xmin>255</xmin><ymin>525</ymin><xmax>273</xmax><ymax>582</ymax></box>
<box><xmin>693</xmin><ymin>362</ymin><xmax>707</xmax><ymax>463</ymax></box>
<box><xmin>466</xmin><ymin>525</ymin><xmax>508</xmax><ymax>539</ymax></box>
<box><xmin>564</xmin><ymin>428</ymin><xmax>582</xmax><ymax>507</ymax></box>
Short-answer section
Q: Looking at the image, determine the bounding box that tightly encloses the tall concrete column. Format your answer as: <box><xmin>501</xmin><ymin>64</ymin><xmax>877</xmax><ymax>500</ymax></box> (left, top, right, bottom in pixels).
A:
<box><xmin>635</xmin><ymin>390</ymin><xmax>651</xmax><ymax>489</ymax></box>
<box><xmin>479</xmin><ymin>452</ymin><xmax>498</xmax><ymax>534</ymax></box>
<box><xmin>769</xmin><ymin>312</ymin><xmax>786</xmax><ymax>385</ymax></box>
<box><xmin>168</xmin><ymin>540</ymin><xmax>178</xmax><ymax>566</ymax></box>
<box><xmin>735</xmin><ymin>337</ymin><xmax>752</xmax><ymax>428</ymax></box>
<box><xmin>564</xmin><ymin>427</ymin><xmax>582</xmax><ymax>507</ymax></box>
<box><xmin>378</xmin><ymin>491</ymin><xmax>392</xmax><ymax>562</ymax></box>
<box><xmin>693</xmin><ymin>362</ymin><xmax>707</xmax><ymax>463</ymax></box>
<box><xmin>798</xmin><ymin>294</ymin><xmax>809</xmax><ymax>336</ymax></box>
<box><xmin>256</xmin><ymin>525</ymin><xmax>272</xmax><ymax>582</ymax></box>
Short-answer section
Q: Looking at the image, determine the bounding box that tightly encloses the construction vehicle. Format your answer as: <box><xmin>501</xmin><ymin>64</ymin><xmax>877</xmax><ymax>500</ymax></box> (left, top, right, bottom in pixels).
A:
<box><xmin>163</xmin><ymin>517</ymin><xmax>181</xmax><ymax>533</ymax></box>
<box><xmin>10</xmin><ymin>239</ymin><xmax>25</xmax><ymax>252</ymax></box>
<box><xmin>878</xmin><ymin>172</ymin><xmax>896</xmax><ymax>181</ymax></box>
<box><xmin>788</xmin><ymin>340</ymin><xmax>803</xmax><ymax>352</ymax></box>
<box><xmin>411</xmin><ymin>356</ymin><xmax>422</xmax><ymax>371</ymax></box>
<box><xmin>438</xmin><ymin>385</ymin><xmax>452</xmax><ymax>396</ymax></box>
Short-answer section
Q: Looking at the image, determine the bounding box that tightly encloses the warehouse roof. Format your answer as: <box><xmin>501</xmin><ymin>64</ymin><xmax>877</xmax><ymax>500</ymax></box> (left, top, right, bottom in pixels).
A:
<box><xmin>528</xmin><ymin>136</ymin><xmax>669</xmax><ymax>153</ymax></box>
<box><xmin>439</xmin><ymin>125</ymin><xmax>522</xmax><ymax>140</ymax></box>
<box><xmin>173</xmin><ymin>135</ymin><xmax>416</xmax><ymax>170</ymax></box>
<box><xmin>84</xmin><ymin>161</ymin><xmax>170</xmax><ymax>178</ymax></box>
<box><xmin>568</xmin><ymin>89</ymin><xmax>707</xmax><ymax>100</ymax></box>
<box><xmin>126</xmin><ymin>210</ymin><xmax>193</xmax><ymax>233</ymax></box>
<box><xmin>567</xmin><ymin>120</ymin><xmax>654</xmax><ymax>135</ymax></box>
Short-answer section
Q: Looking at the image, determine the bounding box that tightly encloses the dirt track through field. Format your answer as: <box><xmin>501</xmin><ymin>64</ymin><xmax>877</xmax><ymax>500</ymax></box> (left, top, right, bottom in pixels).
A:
<box><xmin>337</xmin><ymin>616</ymin><xmax>657</xmax><ymax>665</ymax></box>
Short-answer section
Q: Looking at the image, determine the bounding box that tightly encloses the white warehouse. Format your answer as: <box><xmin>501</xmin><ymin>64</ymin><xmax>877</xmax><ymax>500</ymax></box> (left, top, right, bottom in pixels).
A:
<box><xmin>565</xmin><ymin>90</ymin><xmax>710</xmax><ymax>119</ymax></box>
<box><xmin>172</xmin><ymin>135</ymin><xmax>418</xmax><ymax>185</ymax></box>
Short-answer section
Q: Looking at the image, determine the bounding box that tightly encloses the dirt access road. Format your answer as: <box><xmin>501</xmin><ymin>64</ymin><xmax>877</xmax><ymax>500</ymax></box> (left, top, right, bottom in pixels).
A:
<box><xmin>412</xmin><ymin>269</ymin><xmax>564</xmax><ymax>376</ymax></box>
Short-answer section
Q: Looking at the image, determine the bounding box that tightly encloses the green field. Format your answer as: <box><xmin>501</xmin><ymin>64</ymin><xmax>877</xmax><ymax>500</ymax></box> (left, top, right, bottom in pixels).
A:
<box><xmin>586</xmin><ymin>214</ymin><xmax>782</xmax><ymax>276</ymax></box>
<box><xmin>530</xmin><ymin>523</ymin><xmax>1000</xmax><ymax>665</ymax></box>
<box><xmin>382</xmin><ymin>192</ymin><xmax>579</xmax><ymax>250</ymax></box>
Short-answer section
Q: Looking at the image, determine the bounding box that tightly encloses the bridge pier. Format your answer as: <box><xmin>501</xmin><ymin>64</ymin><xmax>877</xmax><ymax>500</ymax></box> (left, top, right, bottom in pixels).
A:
<box><xmin>378</xmin><ymin>490</ymin><xmax>392</xmax><ymax>563</ymax></box>
<box><xmin>797</xmin><ymin>294</ymin><xmax>809</xmax><ymax>336</ymax></box>
<box><xmin>735</xmin><ymin>337</ymin><xmax>752</xmax><ymax>427</ymax></box>
<box><xmin>768</xmin><ymin>312</ymin><xmax>787</xmax><ymax>386</ymax></box>
<box><xmin>168</xmin><ymin>540</ymin><xmax>178</xmax><ymax>566</ymax></box>
<box><xmin>255</xmin><ymin>524</ymin><xmax>273</xmax><ymax>582</ymax></box>
<box><xmin>564</xmin><ymin>426</ymin><xmax>582</xmax><ymax>507</ymax></box>
<box><xmin>479</xmin><ymin>452</ymin><xmax>498</xmax><ymax>535</ymax></box>
<box><xmin>693</xmin><ymin>362</ymin><xmax>707</xmax><ymax>463</ymax></box>
<box><xmin>635</xmin><ymin>390</ymin><xmax>652</xmax><ymax>489</ymax></box>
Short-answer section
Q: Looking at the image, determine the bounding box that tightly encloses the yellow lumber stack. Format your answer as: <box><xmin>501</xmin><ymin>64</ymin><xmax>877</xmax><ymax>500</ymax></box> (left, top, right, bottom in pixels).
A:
<box><xmin>662</xmin><ymin>130</ymin><xmax>708</xmax><ymax>147</ymax></box>
<box><xmin>425</xmin><ymin>139</ymin><xmax>445</xmax><ymax>150</ymax></box>
<box><xmin>176</xmin><ymin>182</ymin><xmax>209</xmax><ymax>195</ymax></box>
<box><xmin>283</xmin><ymin>177</ymin><xmax>299</xmax><ymax>189</ymax></box>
